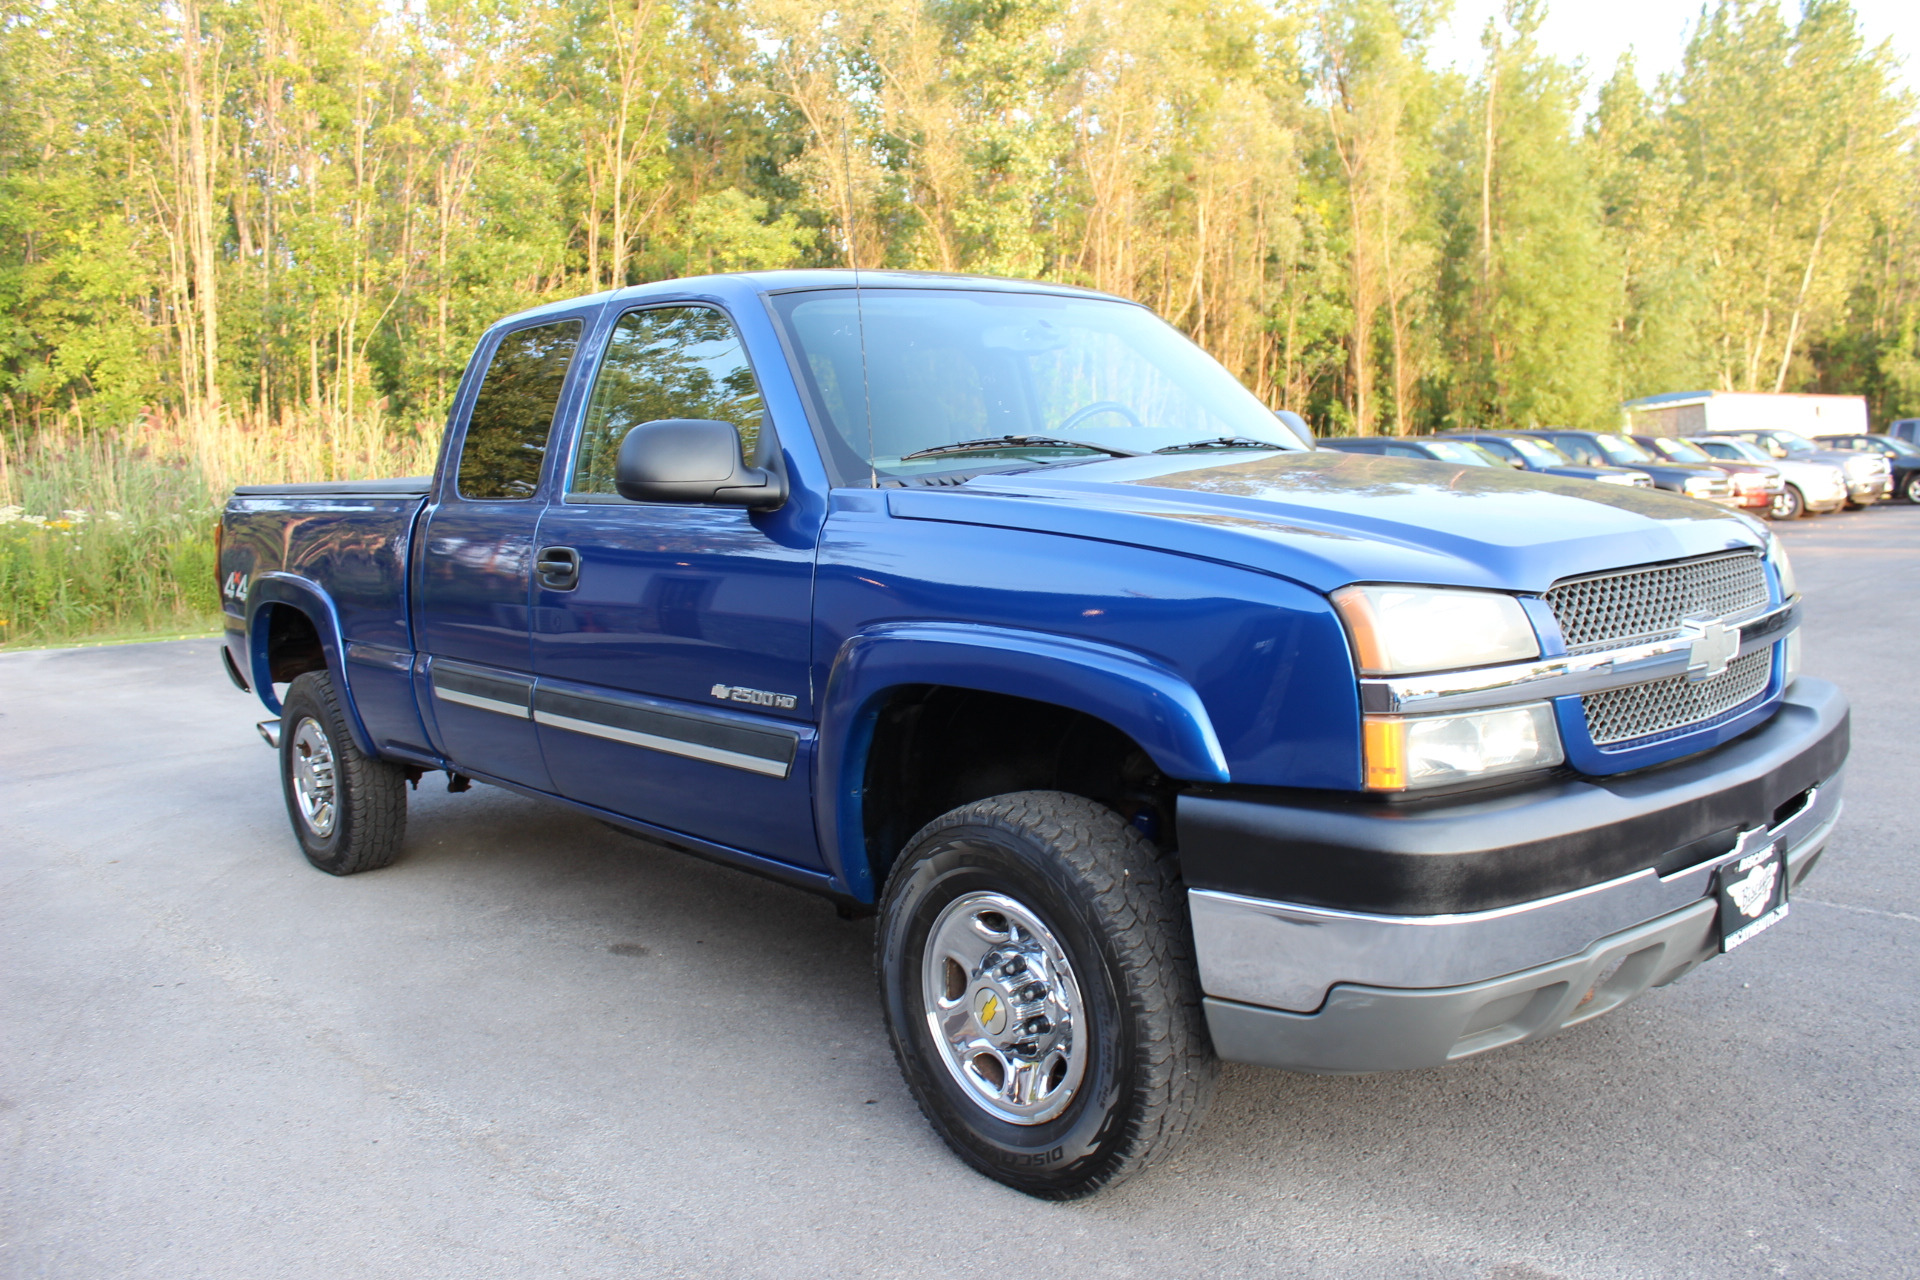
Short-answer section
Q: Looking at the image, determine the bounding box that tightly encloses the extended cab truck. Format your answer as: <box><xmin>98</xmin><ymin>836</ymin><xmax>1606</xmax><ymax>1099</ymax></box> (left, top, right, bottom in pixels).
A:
<box><xmin>219</xmin><ymin>271</ymin><xmax>1849</xmax><ymax>1199</ymax></box>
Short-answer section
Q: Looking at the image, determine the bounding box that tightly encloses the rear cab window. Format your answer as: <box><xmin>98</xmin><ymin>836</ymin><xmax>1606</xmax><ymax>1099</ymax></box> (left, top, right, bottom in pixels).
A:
<box><xmin>456</xmin><ymin>320</ymin><xmax>584</xmax><ymax>500</ymax></box>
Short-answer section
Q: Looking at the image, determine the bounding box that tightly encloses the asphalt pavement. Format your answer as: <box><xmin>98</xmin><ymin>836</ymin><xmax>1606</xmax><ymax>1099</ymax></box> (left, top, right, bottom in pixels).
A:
<box><xmin>3</xmin><ymin>506</ymin><xmax>1916</xmax><ymax>1280</ymax></box>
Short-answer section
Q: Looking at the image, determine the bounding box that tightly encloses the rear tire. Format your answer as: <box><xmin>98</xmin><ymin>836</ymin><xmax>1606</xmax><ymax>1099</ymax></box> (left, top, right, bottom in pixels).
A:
<box><xmin>876</xmin><ymin>791</ymin><xmax>1217</xmax><ymax>1199</ymax></box>
<box><xmin>279</xmin><ymin>670</ymin><xmax>407</xmax><ymax>875</ymax></box>
<box><xmin>1768</xmin><ymin>484</ymin><xmax>1804</xmax><ymax>520</ymax></box>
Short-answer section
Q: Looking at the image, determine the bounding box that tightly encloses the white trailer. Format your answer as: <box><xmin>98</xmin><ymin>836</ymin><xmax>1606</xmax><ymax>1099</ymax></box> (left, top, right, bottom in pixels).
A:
<box><xmin>1622</xmin><ymin>390</ymin><xmax>1870</xmax><ymax>438</ymax></box>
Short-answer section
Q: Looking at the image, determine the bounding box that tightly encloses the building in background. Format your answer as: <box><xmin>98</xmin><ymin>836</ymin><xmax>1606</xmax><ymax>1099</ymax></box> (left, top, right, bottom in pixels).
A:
<box><xmin>1623</xmin><ymin>391</ymin><xmax>1870</xmax><ymax>438</ymax></box>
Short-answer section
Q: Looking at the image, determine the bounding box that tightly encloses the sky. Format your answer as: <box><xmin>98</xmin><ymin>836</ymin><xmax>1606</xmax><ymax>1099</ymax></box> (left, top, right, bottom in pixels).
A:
<box><xmin>1429</xmin><ymin>0</ymin><xmax>1920</xmax><ymax>113</ymax></box>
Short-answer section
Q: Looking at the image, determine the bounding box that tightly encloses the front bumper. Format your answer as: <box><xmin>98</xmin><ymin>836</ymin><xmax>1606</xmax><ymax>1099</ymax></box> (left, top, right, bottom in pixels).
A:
<box><xmin>1846</xmin><ymin>477</ymin><xmax>1890</xmax><ymax>503</ymax></box>
<box><xmin>1184</xmin><ymin>678</ymin><xmax>1848</xmax><ymax>1073</ymax></box>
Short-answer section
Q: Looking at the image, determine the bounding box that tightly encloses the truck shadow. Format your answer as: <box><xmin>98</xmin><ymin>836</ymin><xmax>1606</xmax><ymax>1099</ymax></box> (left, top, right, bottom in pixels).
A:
<box><xmin>366</xmin><ymin>780</ymin><xmax>1894</xmax><ymax>1276</ymax></box>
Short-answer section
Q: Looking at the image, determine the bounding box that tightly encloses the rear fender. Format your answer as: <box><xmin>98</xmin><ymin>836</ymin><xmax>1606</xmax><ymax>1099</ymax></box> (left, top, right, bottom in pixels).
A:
<box><xmin>245</xmin><ymin>573</ymin><xmax>377</xmax><ymax>756</ymax></box>
<box><xmin>817</xmin><ymin>622</ymin><xmax>1228</xmax><ymax>901</ymax></box>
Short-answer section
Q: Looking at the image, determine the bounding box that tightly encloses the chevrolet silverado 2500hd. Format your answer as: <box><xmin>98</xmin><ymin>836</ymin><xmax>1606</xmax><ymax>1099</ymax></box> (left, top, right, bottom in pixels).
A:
<box><xmin>219</xmin><ymin>270</ymin><xmax>1847</xmax><ymax>1199</ymax></box>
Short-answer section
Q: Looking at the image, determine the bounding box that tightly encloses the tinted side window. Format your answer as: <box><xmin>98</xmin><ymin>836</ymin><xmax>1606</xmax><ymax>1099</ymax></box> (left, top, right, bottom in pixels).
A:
<box><xmin>1386</xmin><ymin>444</ymin><xmax>1425</xmax><ymax>458</ymax></box>
<box><xmin>572</xmin><ymin>306</ymin><xmax>765</xmax><ymax>496</ymax></box>
<box><xmin>457</xmin><ymin>320</ymin><xmax>583</xmax><ymax>500</ymax></box>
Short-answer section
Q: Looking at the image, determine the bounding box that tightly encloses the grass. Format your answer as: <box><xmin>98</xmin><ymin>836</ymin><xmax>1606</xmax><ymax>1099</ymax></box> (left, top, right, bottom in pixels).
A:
<box><xmin>1</xmin><ymin>407</ymin><xmax>440</xmax><ymax>650</ymax></box>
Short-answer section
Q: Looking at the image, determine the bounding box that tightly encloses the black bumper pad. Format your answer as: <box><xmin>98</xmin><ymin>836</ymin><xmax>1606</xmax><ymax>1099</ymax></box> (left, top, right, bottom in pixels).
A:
<box><xmin>1177</xmin><ymin>677</ymin><xmax>1849</xmax><ymax>916</ymax></box>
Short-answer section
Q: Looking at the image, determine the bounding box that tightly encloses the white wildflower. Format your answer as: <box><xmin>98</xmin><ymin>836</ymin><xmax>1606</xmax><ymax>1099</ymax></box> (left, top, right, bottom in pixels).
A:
<box><xmin>0</xmin><ymin>505</ymin><xmax>22</xmax><ymax>525</ymax></box>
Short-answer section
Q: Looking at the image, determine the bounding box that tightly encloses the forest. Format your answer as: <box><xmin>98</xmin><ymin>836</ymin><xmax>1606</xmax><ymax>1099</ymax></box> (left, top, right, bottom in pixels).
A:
<box><xmin>0</xmin><ymin>0</ymin><xmax>1916</xmax><ymax>643</ymax></box>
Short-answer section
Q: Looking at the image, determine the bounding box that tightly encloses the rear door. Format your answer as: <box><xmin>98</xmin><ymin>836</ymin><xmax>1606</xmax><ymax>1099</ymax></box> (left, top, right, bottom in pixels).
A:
<box><xmin>415</xmin><ymin>314</ymin><xmax>591</xmax><ymax>790</ymax></box>
<box><xmin>528</xmin><ymin>302</ymin><xmax>824</xmax><ymax>867</ymax></box>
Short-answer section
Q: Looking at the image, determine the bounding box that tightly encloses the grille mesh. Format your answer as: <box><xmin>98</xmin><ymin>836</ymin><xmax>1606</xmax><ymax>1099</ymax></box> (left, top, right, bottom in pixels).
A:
<box><xmin>1580</xmin><ymin>646</ymin><xmax>1773</xmax><ymax>746</ymax></box>
<box><xmin>1546</xmin><ymin>552</ymin><xmax>1768</xmax><ymax>654</ymax></box>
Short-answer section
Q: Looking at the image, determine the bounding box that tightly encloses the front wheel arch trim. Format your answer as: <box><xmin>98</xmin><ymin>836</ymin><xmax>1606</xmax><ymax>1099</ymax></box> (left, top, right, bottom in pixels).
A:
<box><xmin>815</xmin><ymin>623</ymin><xmax>1229</xmax><ymax>903</ymax></box>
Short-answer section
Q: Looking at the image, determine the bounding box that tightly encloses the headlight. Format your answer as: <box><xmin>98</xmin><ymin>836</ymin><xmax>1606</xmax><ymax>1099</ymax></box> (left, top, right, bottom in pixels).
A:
<box><xmin>1843</xmin><ymin>457</ymin><xmax>1875</xmax><ymax>477</ymax></box>
<box><xmin>1682</xmin><ymin>475</ymin><xmax>1719</xmax><ymax>495</ymax></box>
<box><xmin>1363</xmin><ymin>703</ymin><xmax>1564</xmax><ymax>791</ymax></box>
<box><xmin>1732</xmin><ymin>472</ymin><xmax>1767</xmax><ymax>493</ymax></box>
<box><xmin>1767</xmin><ymin>537</ymin><xmax>1797</xmax><ymax>599</ymax></box>
<box><xmin>1332</xmin><ymin>585</ymin><xmax>1539</xmax><ymax>675</ymax></box>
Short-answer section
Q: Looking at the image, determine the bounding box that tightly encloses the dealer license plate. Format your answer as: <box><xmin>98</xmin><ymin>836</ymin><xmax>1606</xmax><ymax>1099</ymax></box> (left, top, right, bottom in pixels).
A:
<box><xmin>1715</xmin><ymin>839</ymin><xmax>1789</xmax><ymax>952</ymax></box>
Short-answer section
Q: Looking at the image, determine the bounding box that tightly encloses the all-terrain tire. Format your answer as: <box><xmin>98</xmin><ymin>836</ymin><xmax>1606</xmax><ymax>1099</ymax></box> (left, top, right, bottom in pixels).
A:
<box><xmin>876</xmin><ymin>791</ymin><xmax>1217</xmax><ymax>1199</ymax></box>
<box><xmin>279</xmin><ymin>670</ymin><xmax>407</xmax><ymax>875</ymax></box>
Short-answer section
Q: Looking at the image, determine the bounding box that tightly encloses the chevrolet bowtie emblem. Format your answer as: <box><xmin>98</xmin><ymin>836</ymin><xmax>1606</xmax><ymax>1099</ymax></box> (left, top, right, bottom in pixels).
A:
<box><xmin>1683</xmin><ymin>620</ymin><xmax>1739</xmax><ymax>680</ymax></box>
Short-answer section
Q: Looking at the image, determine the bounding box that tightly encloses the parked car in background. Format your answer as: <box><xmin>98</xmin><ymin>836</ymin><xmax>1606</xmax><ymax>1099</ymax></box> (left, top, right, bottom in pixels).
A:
<box><xmin>1512</xmin><ymin>430</ymin><xmax>1738</xmax><ymax>504</ymax></box>
<box><xmin>1440</xmin><ymin>431</ymin><xmax>1655</xmax><ymax>487</ymax></box>
<box><xmin>1813</xmin><ymin>433</ymin><xmax>1920</xmax><ymax>505</ymax></box>
<box><xmin>1314</xmin><ymin>436</ymin><xmax>1508</xmax><ymax>467</ymax></box>
<box><xmin>1708</xmin><ymin>429</ymin><xmax>1890</xmax><ymax>508</ymax></box>
<box><xmin>1631</xmin><ymin>434</ymin><xmax>1780</xmax><ymax>515</ymax></box>
<box><xmin>1694</xmin><ymin>436</ymin><xmax>1847</xmax><ymax>519</ymax></box>
<box><xmin>1888</xmin><ymin>419</ymin><xmax>1919</xmax><ymax>446</ymax></box>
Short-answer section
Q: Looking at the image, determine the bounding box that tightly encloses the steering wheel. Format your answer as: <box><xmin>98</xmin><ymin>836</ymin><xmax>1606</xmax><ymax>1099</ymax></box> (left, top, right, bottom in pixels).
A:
<box><xmin>1057</xmin><ymin>400</ymin><xmax>1144</xmax><ymax>435</ymax></box>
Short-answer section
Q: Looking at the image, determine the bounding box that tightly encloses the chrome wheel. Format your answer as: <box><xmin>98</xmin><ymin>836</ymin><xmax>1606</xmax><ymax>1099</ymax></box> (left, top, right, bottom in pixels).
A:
<box><xmin>1769</xmin><ymin>485</ymin><xmax>1802</xmax><ymax>520</ymax></box>
<box><xmin>922</xmin><ymin>890</ymin><xmax>1087</xmax><ymax>1125</ymax></box>
<box><xmin>288</xmin><ymin>715</ymin><xmax>338</xmax><ymax>837</ymax></box>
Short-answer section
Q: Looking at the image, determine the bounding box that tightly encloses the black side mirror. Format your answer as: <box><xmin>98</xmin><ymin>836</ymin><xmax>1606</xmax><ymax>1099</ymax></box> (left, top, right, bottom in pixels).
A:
<box><xmin>614</xmin><ymin>419</ymin><xmax>787</xmax><ymax>510</ymax></box>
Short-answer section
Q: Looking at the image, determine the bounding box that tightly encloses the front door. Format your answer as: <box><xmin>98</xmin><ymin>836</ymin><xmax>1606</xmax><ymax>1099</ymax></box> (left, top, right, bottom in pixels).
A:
<box><xmin>416</xmin><ymin>316</ymin><xmax>587</xmax><ymax>790</ymax></box>
<box><xmin>529</xmin><ymin>304</ymin><xmax>823</xmax><ymax>867</ymax></box>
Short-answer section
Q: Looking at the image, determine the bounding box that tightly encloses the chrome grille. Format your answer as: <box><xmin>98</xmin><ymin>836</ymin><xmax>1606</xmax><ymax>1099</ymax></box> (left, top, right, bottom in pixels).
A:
<box><xmin>1581</xmin><ymin>646</ymin><xmax>1773</xmax><ymax>746</ymax></box>
<box><xmin>1545</xmin><ymin>552</ymin><xmax>1768</xmax><ymax>654</ymax></box>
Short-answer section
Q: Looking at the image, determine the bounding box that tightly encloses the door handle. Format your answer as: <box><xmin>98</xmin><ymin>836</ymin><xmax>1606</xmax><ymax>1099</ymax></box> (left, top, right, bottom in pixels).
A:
<box><xmin>536</xmin><ymin>546</ymin><xmax>580</xmax><ymax>591</ymax></box>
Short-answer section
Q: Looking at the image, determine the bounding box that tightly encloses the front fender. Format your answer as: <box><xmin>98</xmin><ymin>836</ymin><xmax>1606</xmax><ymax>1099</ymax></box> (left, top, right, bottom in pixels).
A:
<box><xmin>245</xmin><ymin>573</ymin><xmax>377</xmax><ymax>756</ymax></box>
<box><xmin>816</xmin><ymin>621</ymin><xmax>1229</xmax><ymax>901</ymax></box>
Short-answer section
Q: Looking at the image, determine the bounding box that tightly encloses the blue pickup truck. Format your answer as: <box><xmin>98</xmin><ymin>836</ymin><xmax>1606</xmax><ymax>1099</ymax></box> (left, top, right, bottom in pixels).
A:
<box><xmin>219</xmin><ymin>270</ymin><xmax>1848</xmax><ymax>1198</ymax></box>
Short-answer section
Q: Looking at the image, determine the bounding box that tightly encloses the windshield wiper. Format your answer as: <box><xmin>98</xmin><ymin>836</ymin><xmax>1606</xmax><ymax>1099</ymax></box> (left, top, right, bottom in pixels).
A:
<box><xmin>899</xmin><ymin>435</ymin><xmax>1144</xmax><ymax>462</ymax></box>
<box><xmin>1151</xmin><ymin>436</ymin><xmax>1289</xmax><ymax>453</ymax></box>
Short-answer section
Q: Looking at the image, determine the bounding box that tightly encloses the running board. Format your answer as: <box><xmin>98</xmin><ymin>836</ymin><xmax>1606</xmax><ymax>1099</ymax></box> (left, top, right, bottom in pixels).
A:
<box><xmin>257</xmin><ymin>719</ymin><xmax>282</xmax><ymax>749</ymax></box>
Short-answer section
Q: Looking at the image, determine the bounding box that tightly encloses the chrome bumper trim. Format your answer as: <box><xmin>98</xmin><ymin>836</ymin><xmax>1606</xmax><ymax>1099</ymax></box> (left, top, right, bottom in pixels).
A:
<box><xmin>1204</xmin><ymin>896</ymin><xmax>1723</xmax><ymax>1074</ymax></box>
<box><xmin>1360</xmin><ymin>599</ymin><xmax>1797</xmax><ymax>716</ymax></box>
<box><xmin>1188</xmin><ymin>770</ymin><xmax>1841</xmax><ymax>1013</ymax></box>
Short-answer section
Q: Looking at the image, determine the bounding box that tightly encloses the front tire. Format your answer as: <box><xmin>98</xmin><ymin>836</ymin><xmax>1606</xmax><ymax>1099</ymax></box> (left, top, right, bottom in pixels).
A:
<box><xmin>1768</xmin><ymin>483</ymin><xmax>1805</xmax><ymax>520</ymax></box>
<box><xmin>876</xmin><ymin>791</ymin><xmax>1217</xmax><ymax>1199</ymax></box>
<box><xmin>1904</xmin><ymin>473</ymin><xmax>1920</xmax><ymax>504</ymax></box>
<box><xmin>279</xmin><ymin>670</ymin><xmax>408</xmax><ymax>875</ymax></box>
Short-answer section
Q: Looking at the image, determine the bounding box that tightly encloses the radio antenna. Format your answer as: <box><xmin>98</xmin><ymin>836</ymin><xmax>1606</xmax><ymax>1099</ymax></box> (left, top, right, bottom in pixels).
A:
<box><xmin>842</xmin><ymin>123</ymin><xmax>876</xmax><ymax>487</ymax></box>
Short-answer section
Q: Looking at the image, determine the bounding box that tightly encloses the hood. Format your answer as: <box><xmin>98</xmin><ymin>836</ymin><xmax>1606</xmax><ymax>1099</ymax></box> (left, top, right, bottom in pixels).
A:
<box><xmin>1803</xmin><ymin>448</ymin><xmax>1886</xmax><ymax>470</ymax></box>
<box><xmin>886</xmin><ymin>450</ymin><xmax>1766</xmax><ymax>595</ymax></box>
<box><xmin>1544</xmin><ymin>464</ymin><xmax>1646</xmax><ymax>481</ymax></box>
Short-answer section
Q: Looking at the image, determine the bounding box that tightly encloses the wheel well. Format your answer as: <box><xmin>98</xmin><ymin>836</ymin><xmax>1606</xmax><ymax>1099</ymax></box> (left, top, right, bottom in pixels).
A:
<box><xmin>263</xmin><ymin>605</ymin><xmax>328</xmax><ymax>684</ymax></box>
<box><xmin>861</xmin><ymin>686</ymin><xmax>1177</xmax><ymax>889</ymax></box>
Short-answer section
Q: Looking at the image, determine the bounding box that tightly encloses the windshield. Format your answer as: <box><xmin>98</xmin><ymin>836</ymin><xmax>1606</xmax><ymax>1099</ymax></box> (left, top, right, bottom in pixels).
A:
<box><xmin>1592</xmin><ymin>434</ymin><xmax>1658</xmax><ymax>465</ymax></box>
<box><xmin>1540</xmin><ymin>434</ymin><xmax>1602</xmax><ymax>466</ymax></box>
<box><xmin>1878</xmin><ymin>437</ymin><xmax>1920</xmax><ymax>459</ymax></box>
<box><xmin>1505</xmin><ymin>436</ymin><xmax>1570</xmax><ymax>467</ymax></box>
<box><xmin>1649</xmin><ymin>437</ymin><xmax>1713</xmax><ymax>463</ymax></box>
<box><xmin>1701</xmin><ymin>438</ymin><xmax>1770</xmax><ymax>463</ymax></box>
<box><xmin>769</xmin><ymin>288</ymin><xmax>1309</xmax><ymax>483</ymax></box>
<box><xmin>1420</xmin><ymin>440</ymin><xmax>1499</xmax><ymax>466</ymax></box>
<box><xmin>1764</xmin><ymin>431</ymin><xmax>1818</xmax><ymax>456</ymax></box>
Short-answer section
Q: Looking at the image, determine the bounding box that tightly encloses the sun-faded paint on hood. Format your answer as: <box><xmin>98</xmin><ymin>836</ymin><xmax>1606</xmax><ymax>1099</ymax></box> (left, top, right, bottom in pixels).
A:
<box><xmin>887</xmin><ymin>449</ymin><xmax>1766</xmax><ymax>596</ymax></box>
